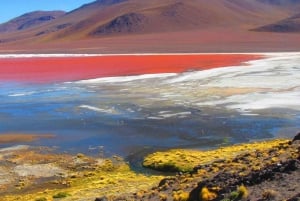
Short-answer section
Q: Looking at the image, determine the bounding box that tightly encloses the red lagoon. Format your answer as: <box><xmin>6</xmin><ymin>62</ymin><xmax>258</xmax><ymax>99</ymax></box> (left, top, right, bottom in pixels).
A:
<box><xmin>0</xmin><ymin>54</ymin><xmax>262</xmax><ymax>83</ymax></box>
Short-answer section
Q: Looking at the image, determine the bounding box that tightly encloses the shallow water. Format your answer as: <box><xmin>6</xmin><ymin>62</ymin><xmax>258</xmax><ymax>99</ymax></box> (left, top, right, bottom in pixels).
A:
<box><xmin>0</xmin><ymin>53</ymin><xmax>299</xmax><ymax>158</ymax></box>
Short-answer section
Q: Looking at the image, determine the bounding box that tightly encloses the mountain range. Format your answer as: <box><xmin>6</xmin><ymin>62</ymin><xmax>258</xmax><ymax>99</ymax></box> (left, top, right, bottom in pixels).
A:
<box><xmin>0</xmin><ymin>0</ymin><xmax>299</xmax><ymax>53</ymax></box>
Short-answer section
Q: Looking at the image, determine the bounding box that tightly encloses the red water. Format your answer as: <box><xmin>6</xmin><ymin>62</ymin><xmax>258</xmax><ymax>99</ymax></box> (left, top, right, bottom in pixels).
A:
<box><xmin>0</xmin><ymin>54</ymin><xmax>262</xmax><ymax>83</ymax></box>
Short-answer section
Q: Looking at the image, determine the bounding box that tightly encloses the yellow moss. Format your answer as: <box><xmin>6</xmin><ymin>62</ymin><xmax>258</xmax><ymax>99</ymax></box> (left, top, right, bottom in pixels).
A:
<box><xmin>237</xmin><ymin>184</ymin><xmax>248</xmax><ymax>199</ymax></box>
<box><xmin>271</xmin><ymin>157</ymin><xmax>278</xmax><ymax>163</ymax></box>
<box><xmin>197</xmin><ymin>169</ymin><xmax>207</xmax><ymax>175</ymax></box>
<box><xmin>252</xmin><ymin>166</ymin><xmax>261</xmax><ymax>171</ymax></box>
<box><xmin>143</xmin><ymin>139</ymin><xmax>289</xmax><ymax>172</ymax></box>
<box><xmin>2</xmin><ymin>158</ymin><xmax>163</xmax><ymax>201</ymax></box>
<box><xmin>173</xmin><ymin>190</ymin><xmax>189</xmax><ymax>201</ymax></box>
<box><xmin>2</xmin><ymin>138</ymin><xmax>296</xmax><ymax>201</ymax></box>
<box><xmin>200</xmin><ymin>187</ymin><xmax>217</xmax><ymax>201</ymax></box>
<box><xmin>34</xmin><ymin>198</ymin><xmax>47</xmax><ymax>201</ymax></box>
<box><xmin>211</xmin><ymin>186</ymin><xmax>221</xmax><ymax>192</ymax></box>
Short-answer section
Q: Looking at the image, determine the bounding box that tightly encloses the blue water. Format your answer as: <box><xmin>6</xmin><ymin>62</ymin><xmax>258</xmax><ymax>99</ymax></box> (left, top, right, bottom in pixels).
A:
<box><xmin>1</xmin><ymin>80</ymin><xmax>299</xmax><ymax>157</ymax></box>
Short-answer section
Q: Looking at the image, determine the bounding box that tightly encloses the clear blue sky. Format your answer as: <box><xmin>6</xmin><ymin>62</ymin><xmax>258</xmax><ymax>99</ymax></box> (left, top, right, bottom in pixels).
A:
<box><xmin>0</xmin><ymin>0</ymin><xmax>95</xmax><ymax>23</ymax></box>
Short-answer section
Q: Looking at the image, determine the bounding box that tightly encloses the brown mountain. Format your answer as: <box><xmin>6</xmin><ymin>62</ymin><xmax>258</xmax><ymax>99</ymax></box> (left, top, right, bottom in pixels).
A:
<box><xmin>0</xmin><ymin>0</ymin><xmax>300</xmax><ymax>53</ymax></box>
<box><xmin>0</xmin><ymin>11</ymin><xmax>65</xmax><ymax>33</ymax></box>
<box><xmin>3</xmin><ymin>0</ymin><xmax>290</xmax><ymax>39</ymax></box>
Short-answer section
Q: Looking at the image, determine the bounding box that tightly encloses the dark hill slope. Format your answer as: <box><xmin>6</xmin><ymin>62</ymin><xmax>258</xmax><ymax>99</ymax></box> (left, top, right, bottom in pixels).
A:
<box><xmin>258</xmin><ymin>0</ymin><xmax>300</xmax><ymax>6</ymax></box>
<box><xmin>253</xmin><ymin>13</ymin><xmax>300</xmax><ymax>32</ymax></box>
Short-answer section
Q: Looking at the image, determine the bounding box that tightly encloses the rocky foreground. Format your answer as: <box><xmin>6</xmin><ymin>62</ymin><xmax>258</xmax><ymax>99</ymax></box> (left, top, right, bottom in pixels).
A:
<box><xmin>0</xmin><ymin>134</ymin><xmax>299</xmax><ymax>201</ymax></box>
<box><xmin>111</xmin><ymin>136</ymin><xmax>299</xmax><ymax>201</ymax></box>
<box><xmin>103</xmin><ymin>135</ymin><xmax>299</xmax><ymax>201</ymax></box>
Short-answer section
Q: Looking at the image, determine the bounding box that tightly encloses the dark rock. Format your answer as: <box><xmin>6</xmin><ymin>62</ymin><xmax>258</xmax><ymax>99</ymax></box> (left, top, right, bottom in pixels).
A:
<box><xmin>188</xmin><ymin>157</ymin><xmax>299</xmax><ymax>201</ymax></box>
<box><xmin>158</xmin><ymin>178</ymin><xmax>176</xmax><ymax>187</ymax></box>
<box><xmin>188</xmin><ymin>182</ymin><xmax>207</xmax><ymax>201</ymax></box>
<box><xmin>95</xmin><ymin>196</ymin><xmax>108</xmax><ymax>201</ymax></box>
<box><xmin>292</xmin><ymin>132</ymin><xmax>300</xmax><ymax>143</ymax></box>
<box><xmin>287</xmin><ymin>193</ymin><xmax>300</xmax><ymax>201</ymax></box>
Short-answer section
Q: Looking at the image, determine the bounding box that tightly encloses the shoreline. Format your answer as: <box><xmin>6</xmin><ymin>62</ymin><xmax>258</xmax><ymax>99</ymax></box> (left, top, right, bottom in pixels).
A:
<box><xmin>0</xmin><ymin>136</ymin><xmax>298</xmax><ymax>201</ymax></box>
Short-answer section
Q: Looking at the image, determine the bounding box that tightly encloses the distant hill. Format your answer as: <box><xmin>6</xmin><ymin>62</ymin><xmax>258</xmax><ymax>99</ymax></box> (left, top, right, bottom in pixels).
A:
<box><xmin>0</xmin><ymin>0</ymin><xmax>293</xmax><ymax>37</ymax></box>
<box><xmin>0</xmin><ymin>11</ymin><xmax>65</xmax><ymax>33</ymax></box>
<box><xmin>1</xmin><ymin>0</ymin><xmax>300</xmax><ymax>53</ymax></box>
